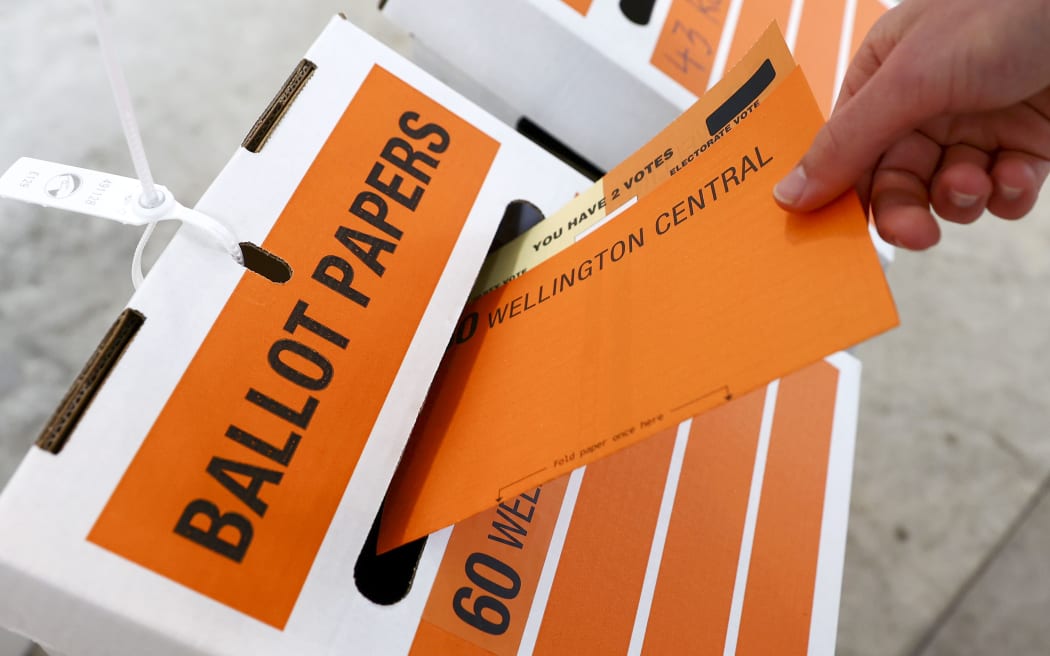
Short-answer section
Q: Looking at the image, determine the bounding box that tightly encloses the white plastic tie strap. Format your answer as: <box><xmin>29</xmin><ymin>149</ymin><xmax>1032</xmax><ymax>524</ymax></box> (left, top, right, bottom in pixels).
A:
<box><xmin>0</xmin><ymin>157</ymin><xmax>244</xmax><ymax>287</ymax></box>
<box><xmin>92</xmin><ymin>0</ymin><xmax>162</xmax><ymax>209</ymax></box>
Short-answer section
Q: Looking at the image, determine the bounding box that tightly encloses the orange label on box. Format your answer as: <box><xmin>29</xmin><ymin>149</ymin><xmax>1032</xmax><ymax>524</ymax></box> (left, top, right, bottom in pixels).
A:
<box><xmin>89</xmin><ymin>65</ymin><xmax>499</xmax><ymax>628</ymax></box>
<box><xmin>652</xmin><ymin>0</ymin><xmax>731</xmax><ymax>96</ymax></box>
<box><xmin>380</xmin><ymin>65</ymin><xmax>897</xmax><ymax>551</ymax></box>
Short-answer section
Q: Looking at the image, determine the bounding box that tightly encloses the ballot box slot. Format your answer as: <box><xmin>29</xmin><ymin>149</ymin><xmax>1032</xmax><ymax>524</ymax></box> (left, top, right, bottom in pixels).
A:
<box><xmin>354</xmin><ymin>501</ymin><xmax>428</xmax><ymax>605</ymax></box>
<box><xmin>515</xmin><ymin>117</ymin><xmax>605</xmax><ymax>181</ymax></box>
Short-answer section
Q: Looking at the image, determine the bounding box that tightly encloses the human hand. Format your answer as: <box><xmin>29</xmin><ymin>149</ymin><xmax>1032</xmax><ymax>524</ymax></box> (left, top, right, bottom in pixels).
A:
<box><xmin>773</xmin><ymin>0</ymin><xmax>1050</xmax><ymax>249</ymax></box>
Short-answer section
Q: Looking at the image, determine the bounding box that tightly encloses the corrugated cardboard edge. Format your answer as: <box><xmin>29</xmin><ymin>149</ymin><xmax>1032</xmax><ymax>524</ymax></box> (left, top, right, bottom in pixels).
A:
<box><xmin>36</xmin><ymin>309</ymin><xmax>145</xmax><ymax>454</ymax></box>
<box><xmin>242</xmin><ymin>58</ymin><xmax>318</xmax><ymax>153</ymax></box>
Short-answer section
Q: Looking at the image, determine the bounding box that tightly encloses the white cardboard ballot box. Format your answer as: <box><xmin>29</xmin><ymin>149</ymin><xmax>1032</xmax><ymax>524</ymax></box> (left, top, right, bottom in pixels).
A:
<box><xmin>0</xmin><ymin>15</ymin><xmax>586</xmax><ymax>655</ymax></box>
<box><xmin>0</xmin><ymin>13</ymin><xmax>866</xmax><ymax>656</ymax></box>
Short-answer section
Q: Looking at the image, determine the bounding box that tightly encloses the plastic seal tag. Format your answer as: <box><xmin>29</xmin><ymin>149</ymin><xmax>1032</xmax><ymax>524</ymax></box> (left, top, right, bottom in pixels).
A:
<box><xmin>0</xmin><ymin>157</ymin><xmax>243</xmax><ymax>268</ymax></box>
<box><xmin>0</xmin><ymin>156</ymin><xmax>167</xmax><ymax>226</ymax></box>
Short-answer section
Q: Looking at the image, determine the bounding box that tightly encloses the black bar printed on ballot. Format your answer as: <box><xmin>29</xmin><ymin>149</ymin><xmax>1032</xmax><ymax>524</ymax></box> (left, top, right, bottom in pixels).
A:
<box><xmin>706</xmin><ymin>59</ymin><xmax>777</xmax><ymax>136</ymax></box>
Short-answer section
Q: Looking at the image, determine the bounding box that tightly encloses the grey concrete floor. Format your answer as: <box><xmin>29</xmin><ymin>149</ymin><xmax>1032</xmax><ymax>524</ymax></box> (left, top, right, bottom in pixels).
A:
<box><xmin>1</xmin><ymin>2</ymin><xmax>1048</xmax><ymax>656</ymax></box>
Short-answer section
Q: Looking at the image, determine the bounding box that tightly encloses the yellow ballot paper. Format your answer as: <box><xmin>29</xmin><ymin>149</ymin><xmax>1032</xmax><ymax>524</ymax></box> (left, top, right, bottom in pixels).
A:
<box><xmin>379</xmin><ymin>50</ymin><xmax>898</xmax><ymax>551</ymax></box>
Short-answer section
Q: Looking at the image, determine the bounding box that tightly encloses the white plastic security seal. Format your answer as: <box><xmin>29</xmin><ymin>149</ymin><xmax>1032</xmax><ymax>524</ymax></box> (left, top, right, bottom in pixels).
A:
<box><xmin>0</xmin><ymin>157</ymin><xmax>244</xmax><ymax>287</ymax></box>
<box><xmin>0</xmin><ymin>0</ymin><xmax>245</xmax><ymax>289</ymax></box>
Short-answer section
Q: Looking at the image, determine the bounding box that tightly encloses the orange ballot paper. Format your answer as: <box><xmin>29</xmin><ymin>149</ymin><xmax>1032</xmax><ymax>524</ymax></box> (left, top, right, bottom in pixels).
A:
<box><xmin>380</xmin><ymin>62</ymin><xmax>898</xmax><ymax>551</ymax></box>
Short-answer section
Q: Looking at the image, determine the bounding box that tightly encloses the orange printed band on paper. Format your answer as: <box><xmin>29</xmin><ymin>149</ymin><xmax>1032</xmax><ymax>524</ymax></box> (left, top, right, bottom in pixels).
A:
<box><xmin>89</xmin><ymin>65</ymin><xmax>499</xmax><ymax>628</ymax></box>
<box><xmin>612</xmin><ymin>24</ymin><xmax>788</xmax><ymax>213</ymax></box>
<box><xmin>380</xmin><ymin>64</ymin><xmax>897</xmax><ymax>552</ymax></box>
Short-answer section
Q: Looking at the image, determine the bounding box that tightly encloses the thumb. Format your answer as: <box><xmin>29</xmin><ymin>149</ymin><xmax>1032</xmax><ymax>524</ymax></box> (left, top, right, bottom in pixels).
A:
<box><xmin>774</xmin><ymin>54</ymin><xmax>931</xmax><ymax>212</ymax></box>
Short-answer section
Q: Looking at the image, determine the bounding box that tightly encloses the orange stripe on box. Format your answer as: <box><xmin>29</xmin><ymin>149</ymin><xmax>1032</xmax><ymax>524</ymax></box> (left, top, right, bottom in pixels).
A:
<box><xmin>88</xmin><ymin>65</ymin><xmax>499</xmax><ymax>628</ymax></box>
<box><xmin>418</xmin><ymin>476</ymin><xmax>570</xmax><ymax>655</ymax></box>
<box><xmin>410</xmin><ymin>620</ymin><xmax>496</xmax><ymax>656</ymax></box>
<box><xmin>726</xmin><ymin>0</ymin><xmax>796</xmax><ymax>72</ymax></box>
<box><xmin>640</xmin><ymin>387</ymin><xmax>767</xmax><ymax>655</ymax></box>
<box><xmin>532</xmin><ymin>429</ymin><xmax>677</xmax><ymax>655</ymax></box>
<box><xmin>561</xmin><ymin>0</ymin><xmax>594</xmax><ymax>15</ymax></box>
<box><xmin>793</xmin><ymin>0</ymin><xmax>848</xmax><ymax>116</ymax></box>
<box><xmin>734</xmin><ymin>361</ymin><xmax>839</xmax><ymax>655</ymax></box>
<box><xmin>651</xmin><ymin>0</ymin><xmax>731</xmax><ymax>97</ymax></box>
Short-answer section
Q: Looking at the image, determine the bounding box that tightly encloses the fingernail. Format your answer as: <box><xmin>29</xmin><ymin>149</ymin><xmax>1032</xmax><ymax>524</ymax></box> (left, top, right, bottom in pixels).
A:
<box><xmin>949</xmin><ymin>190</ymin><xmax>979</xmax><ymax>208</ymax></box>
<box><xmin>1000</xmin><ymin>185</ymin><xmax>1023</xmax><ymax>200</ymax></box>
<box><xmin>774</xmin><ymin>166</ymin><xmax>807</xmax><ymax>206</ymax></box>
